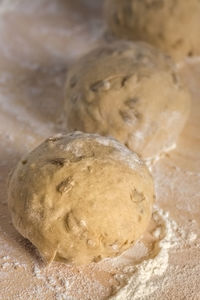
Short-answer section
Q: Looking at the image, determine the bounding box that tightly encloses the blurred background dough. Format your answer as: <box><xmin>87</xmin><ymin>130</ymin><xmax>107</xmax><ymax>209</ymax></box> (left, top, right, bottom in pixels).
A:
<box><xmin>105</xmin><ymin>0</ymin><xmax>200</xmax><ymax>61</ymax></box>
<box><xmin>64</xmin><ymin>40</ymin><xmax>190</xmax><ymax>161</ymax></box>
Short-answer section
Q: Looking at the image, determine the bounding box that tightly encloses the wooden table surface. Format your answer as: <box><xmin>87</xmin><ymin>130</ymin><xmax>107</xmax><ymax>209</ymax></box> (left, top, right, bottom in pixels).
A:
<box><xmin>0</xmin><ymin>1</ymin><xmax>199</xmax><ymax>299</ymax></box>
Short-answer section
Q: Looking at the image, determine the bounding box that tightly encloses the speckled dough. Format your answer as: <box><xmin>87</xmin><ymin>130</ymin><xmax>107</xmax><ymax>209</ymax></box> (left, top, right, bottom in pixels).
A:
<box><xmin>7</xmin><ymin>132</ymin><xmax>154</xmax><ymax>265</ymax></box>
<box><xmin>104</xmin><ymin>0</ymin><xmax>200</xmax><ymax>61</ymax></box>
<box><xmin>64</xmin><ymin>41</ymin><xmax>190</xmax><ymax>160</ymax></box>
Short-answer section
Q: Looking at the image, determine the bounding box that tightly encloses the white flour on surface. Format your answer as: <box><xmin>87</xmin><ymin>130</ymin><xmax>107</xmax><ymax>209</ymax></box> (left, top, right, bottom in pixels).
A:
<box><xmin>19</xmin><ymin>204</ymin><xmax>195</xmax><ymax>300</ymax></box>
<box><xmin>0</xmin><ymin>0</ymin><xmax>200</xmax><ymax>299</ymax></box>
<box><xmin>111</xmin><ymin>205</ymin><xmax>197</xmax><ymax>300</ymax></box>
<box><xmin>145</xmin><ymin>143</ymin><xmax>177</xmax><ymax>172</ymax></box>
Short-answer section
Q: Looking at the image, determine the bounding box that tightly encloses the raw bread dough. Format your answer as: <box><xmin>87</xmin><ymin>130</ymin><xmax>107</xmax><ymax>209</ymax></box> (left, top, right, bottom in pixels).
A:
<box><xmin>104</xmin><ymin>0</ymin><xmax>200</xmax><ymax>61</ymax></box>
<box><xmin>7</xmin><ymin>132</ymin><xmax>154</xmax><ymax>265</ymax></box>
<box><xmin>64</xmin><ymin>41</ymin><xmax>190</xmax><ymax>161</ymax></box>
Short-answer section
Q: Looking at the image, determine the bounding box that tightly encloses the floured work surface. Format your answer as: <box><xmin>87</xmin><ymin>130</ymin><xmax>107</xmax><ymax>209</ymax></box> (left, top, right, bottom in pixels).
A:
<box><xmin>0</xmin><ymin>1</ymin><xmax>200</xmax><ymax>299</ymax></box>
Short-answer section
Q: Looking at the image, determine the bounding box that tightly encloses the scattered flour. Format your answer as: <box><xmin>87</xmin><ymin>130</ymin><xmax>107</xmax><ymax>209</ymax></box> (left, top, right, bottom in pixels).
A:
<box><xmin>29</xmin><ymin>204</ymin><xmax>198</xmax><ymax>300</ymax></box>
<box><xmin>0</xmin><ymin>0</ymin><xmax>199</xmax><ymax>299</ymax></box>
<box><xmin>0</xmin><ymin>256</ymin><xmax>27</xmax><ymax>270</ymax></box>
<box><xmin>111</xmin><ymin>205</ymin><xmax>197</xmax><ymax>300</ymax></box>
<box><xmin>53</xmin><ymin>131</ymin><xmax>143</xmax><ymax>170</ymax></box>
<box><xmin>145</xmin><ymin>143</ymin><xmax>177</xmax><ymax>172</ymax></box>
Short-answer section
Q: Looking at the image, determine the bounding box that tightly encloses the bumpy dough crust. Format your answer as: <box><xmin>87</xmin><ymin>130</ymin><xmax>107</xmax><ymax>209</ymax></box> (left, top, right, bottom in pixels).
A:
<box><xmin>104</xmin><ymin>0</ymin><xmax>200</xmax><ymax>61</ymax></box>
<box><xmin>64</xmin><ymin>41</ymin><xmax>190</xmax><ymax>160</ymax></box>
<box><xmin>8</xmin><ymin>132</ymin><xmax>154</xmax><ymax>265</ymax></box>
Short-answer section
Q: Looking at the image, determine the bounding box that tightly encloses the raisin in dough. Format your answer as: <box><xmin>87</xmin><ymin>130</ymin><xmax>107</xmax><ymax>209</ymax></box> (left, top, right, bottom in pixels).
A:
<box><xmin>8</xmin><ymin>132</ymin><xmax>154</xmax><ymax>265</ymax></box>
<box><xmin>104</xmin><ymin>0</ymin><xmax>200</xmax><ymax>61</ymax></box>
<box><xmin>64</xmin><ymin>41</ymin><xmax>190</xmax><ymax>161</ymax></box>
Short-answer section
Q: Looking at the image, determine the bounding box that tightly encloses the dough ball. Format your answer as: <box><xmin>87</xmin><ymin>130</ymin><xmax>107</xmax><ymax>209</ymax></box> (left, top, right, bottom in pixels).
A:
<box><xmin>8</xmin><ymin>132</ymin><xmax>154</xmax><ymax>265</ymax></box>
<box><xmin>104</xmin><ymin>0</ymin><xmax>200</xmax><ymax>61</ymax></box>
<box><xmin>64</xmin><ymin>41</ymin><xmax>190</xmax><ymax>161</ymax></box>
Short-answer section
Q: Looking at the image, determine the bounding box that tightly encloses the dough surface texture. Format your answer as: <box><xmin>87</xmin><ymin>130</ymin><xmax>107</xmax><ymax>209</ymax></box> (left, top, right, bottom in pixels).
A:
<box><xmin>64</xmin><ymin>41</ymin><xmax>190</xmax><ymax>160</ymax></box>
<box><xmin>8</xmin><ymin>132</ymin><xmax>154</xmax><ymax>265</ymax></box>
<box><xmin>104</xmin><ymin>0</ymin><xmax>200</xmax><ymax>61</ymax></box>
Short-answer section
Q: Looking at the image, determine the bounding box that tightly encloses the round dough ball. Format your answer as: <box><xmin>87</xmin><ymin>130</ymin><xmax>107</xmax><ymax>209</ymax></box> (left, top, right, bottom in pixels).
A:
<box><xmin>8</xmin><ymin>132</ymin><xmax>154</xmax><ymax>265</ymax></box>
<box><xmin>104</xmin><ymin>0</ymin><xmax>200</xmax><ymax>61</ymax></box>
<box><xmin>64</xmin><ymin>41</ymin><xmax>190</xmax><ymax>161</ymax></box>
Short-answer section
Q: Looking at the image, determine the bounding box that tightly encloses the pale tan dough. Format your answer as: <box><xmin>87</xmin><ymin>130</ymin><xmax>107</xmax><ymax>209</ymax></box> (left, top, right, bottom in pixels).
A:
<box><xmin>104</xmin><ymin>0</ymin><xmax>200</xmax><ymax>61</ymax></box>
<box><xmin>64</xmin><ymin>41</ymin><xmax>190</xmax><ymax>161</ymax></box>
<box><xmin>7</xmin><ymin>132</ymin><xmax>154</xmax><ymax>265</ymax></box>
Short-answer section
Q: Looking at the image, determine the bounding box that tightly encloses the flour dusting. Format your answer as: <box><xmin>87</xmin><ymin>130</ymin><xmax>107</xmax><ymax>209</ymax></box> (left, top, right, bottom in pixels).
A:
<box><xmin>0</xmin><ymin>0</ymin><xmax>200</xmax><ymax>299</ymax></box>
<box><xmin>111</xmin><ymin>205</ymin><xmax>197</xmax><ymax>300</ymax></box>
